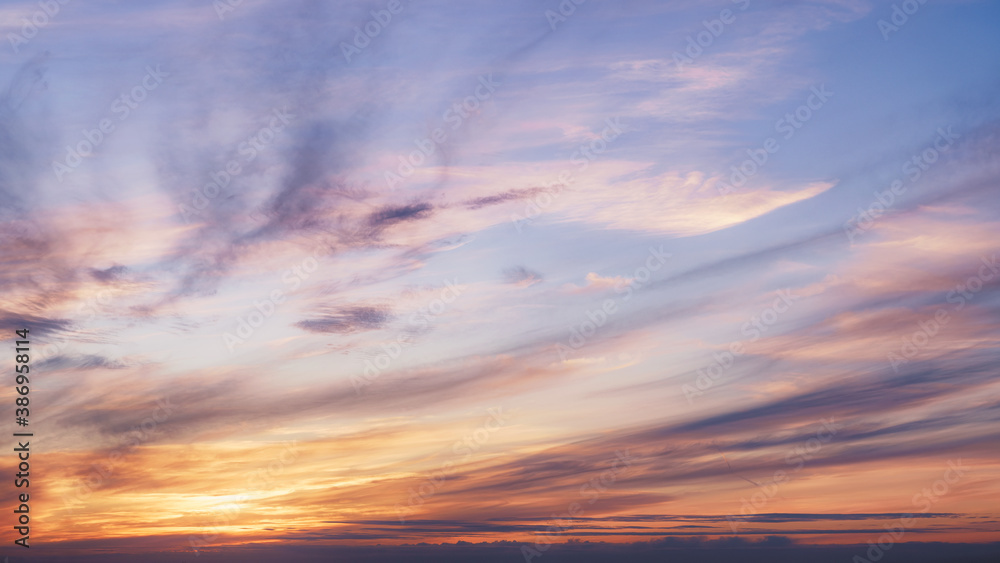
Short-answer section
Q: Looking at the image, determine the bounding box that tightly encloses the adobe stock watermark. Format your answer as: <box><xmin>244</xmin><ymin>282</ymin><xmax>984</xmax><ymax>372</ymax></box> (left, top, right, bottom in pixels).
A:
<box><xmin>851</xmin><ymin>459</ymin><xmax>968</xmax><ymax>563</ymax></box>
<box><xmin>341</xmin><ymin>0</ymin><xmax>409</xmax><ymax>63</ymax></box>
<box><xmin>352</xmin><ymin>278</ymin><xmax>463</xmax><ymax>393</ymax></box>
<box><xmin>877</xmin><ymin>0</ymin><xmax>928</xmax><ymax>41</ymax></box>
<box><xmin>682</xmin><ymin>289</ymin><xmax>799</xmax><ymax>403</ymax></box>
<box><xmin>36</xmin><ymin>283</ymin><xmax>123</xmax><ymax>364</ymax></box>
<box><xmin>394</xmin><ymin>407</ymin><xmax>511</xmax><ymax>523</ymax></box>
<box><xmin>7</xmin><ymin>0</ymin><xmax>72</xmax><ymax>54</ymax></box>
<box><xmin>543</xmin><ymin>0</ymin><xmax>589</xmax><ymax>31</ymax></box>
<box><xmin>727</xmin><ymin>418</ymin><xmax>840</xmax><ymax>532</ymax></box>
<box><xmin>716</xmin><ymin>85</ymin><xmax>832</xmax><ymax>195</ymax></box>
<box><xmin>52</xmin><ymin>65</ymin><xmax>169</xmax><ymax>182</ymax></box>
<box><xmin>556</xmin><ymin>244</ymin><xmax>670</xmax><ymax>361</ymax></box>
<box><xmin>61</xmin><ymin>398</ymin><xmax>176</xmax><ymax>515</ymax></box>
<box><xmin>189</xmin><ymin>441</ymin><xmax>301</xmax><ymax>554</ymax></box>
<box><xmin>212</xmin><ymin>0</ymin><xmax>247</xmax><ymax>20</ymax></box>
<box><xmin>180</xmin><ymin>106</ymin><xmax>295</xmax><ymax>222</ymax></box>
<box><xmin>222</xmin><ymin>254</ymin><xmax>319</xmax><ymax>353</ymax></box>
<box><xmin>887</xmin><ymin>254</ymin><xmax>997</xmax><ymax>372</ymax></box>
<box><xmin>673</xmin><ymin>0</ymin><xmax>750</xmax><ymax>68</ymax></box>
<box><xmin>521</xmin><ymin>450</ymin><xmax>638</xmax><ymax>562</ymax></box>
<box><xmin>844</xmin><ymin>126</ymin><xmax>959</xmax><ymax>244</ymax></box>
<box><xmin>510</xmin><ymin>117</ymin><xmax>625</xmax><ymax>233</ymax></box>
<box><xmin>383</xmin><ymin>74</ymin><xmax>499</xmax><ymax>191</ymax></box>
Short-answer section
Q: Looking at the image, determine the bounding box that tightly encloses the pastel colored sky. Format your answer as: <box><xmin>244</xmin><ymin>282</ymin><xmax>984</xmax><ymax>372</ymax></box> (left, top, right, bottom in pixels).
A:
<box><xmin>0</xmin><ymin>0</ymin><xmax>998</xmax><ymax>559</ymax></box>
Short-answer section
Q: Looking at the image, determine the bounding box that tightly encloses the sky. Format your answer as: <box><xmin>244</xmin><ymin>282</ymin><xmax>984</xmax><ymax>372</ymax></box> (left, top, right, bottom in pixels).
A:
<box><xmin>0</xmin><ymin>0</ymin><xmax>999</xmax><ymax>561</ymax></box>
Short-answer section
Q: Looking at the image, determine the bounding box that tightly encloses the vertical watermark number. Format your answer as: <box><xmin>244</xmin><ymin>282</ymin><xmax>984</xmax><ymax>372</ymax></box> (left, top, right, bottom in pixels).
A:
<box><xmin>13</xmin><ymin>328</ymin><xmax>32</xmax><ymax>548</ymax></box>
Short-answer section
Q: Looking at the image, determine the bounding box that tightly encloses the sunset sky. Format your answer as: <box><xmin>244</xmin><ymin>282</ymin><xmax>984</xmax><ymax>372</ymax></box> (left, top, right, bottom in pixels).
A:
<box><xmin>1</xmin><ymin>0</ymin><xmax>999</xmax><ymax>561</ymax></box>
